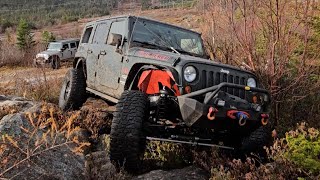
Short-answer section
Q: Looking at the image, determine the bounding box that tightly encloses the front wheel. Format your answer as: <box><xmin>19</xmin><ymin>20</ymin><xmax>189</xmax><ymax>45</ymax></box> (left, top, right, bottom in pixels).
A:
<box><xmin>240</xmin><ymin>125</ymin><xmax>273</xmax><ymax>156</ymax></box>
<box><xmin>51</xmin><ymin>56</ymin><xmax>60</xmax><ymax>69</ymax></box>
<box><xmin>59</xmin><ymin>68</ymin><xmax>87</xmax><ymax>111</ymax></box>
<box><xmin>110</xmin><ymin>90</ymin><xmax>149</xmax><ymax>173</ymax></box>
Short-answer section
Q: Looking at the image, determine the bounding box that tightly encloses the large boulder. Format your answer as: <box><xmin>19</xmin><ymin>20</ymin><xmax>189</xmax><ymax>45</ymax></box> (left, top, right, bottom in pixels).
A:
<box><xmin>0</xmin><ymin>96</ymin><xmax>86</xmax><ymax>180</ymax></box>
<box><xmin>133</xmin><ymin>166</ymin><xmax>209</xmax><ymax>180</ymax></box>
<box><xmin>0</xmin><ymin>95</ymin><xmax>34</xmax><ymax>112</ymax></box>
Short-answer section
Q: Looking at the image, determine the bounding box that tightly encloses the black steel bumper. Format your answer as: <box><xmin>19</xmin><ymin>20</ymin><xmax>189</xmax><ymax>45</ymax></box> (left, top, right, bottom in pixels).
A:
<box><xmin>177</xmin><ymin>83</ymin><xmax>271</xmax><ymax>127</ymax></box>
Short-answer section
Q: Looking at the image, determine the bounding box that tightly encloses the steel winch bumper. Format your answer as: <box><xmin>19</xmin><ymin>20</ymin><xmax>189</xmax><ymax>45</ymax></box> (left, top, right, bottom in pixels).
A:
<box><xmin>177</xmin><ymin>82</ymin><xmax>271</xmax><ymax>127</ymax></box>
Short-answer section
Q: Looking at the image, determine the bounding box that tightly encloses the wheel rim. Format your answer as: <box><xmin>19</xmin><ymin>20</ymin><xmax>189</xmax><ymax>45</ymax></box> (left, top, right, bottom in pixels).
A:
<box><xmin>64</xmin><ymin>81</ymin><xmax>71</xmax><ymax>100</ymax></box>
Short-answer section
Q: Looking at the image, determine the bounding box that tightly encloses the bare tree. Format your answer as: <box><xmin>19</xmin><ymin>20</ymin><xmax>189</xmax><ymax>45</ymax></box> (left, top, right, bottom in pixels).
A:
<box><xmin>201</xmin><ymin>0</ymin><xmax>320</xmax><ymax>129</ymax></box>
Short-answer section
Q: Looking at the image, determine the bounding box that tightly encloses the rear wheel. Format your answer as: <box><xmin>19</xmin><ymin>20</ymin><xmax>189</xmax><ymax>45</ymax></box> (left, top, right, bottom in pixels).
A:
<box><xmin>59</xmin><ymin>68</ymin><xmax>87</xmax><ymax>111</ymax></box>
<box><xmin>110</xmin><ymin>90</ymin><xmax>149</xmax><ymax>173</ymax></box>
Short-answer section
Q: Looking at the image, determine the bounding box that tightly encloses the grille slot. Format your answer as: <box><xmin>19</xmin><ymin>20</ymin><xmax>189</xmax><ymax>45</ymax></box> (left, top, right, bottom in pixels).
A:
<box><xmin>202</xmin><ymin>70</ymin><xmax>247</xmax><ymax>98</ymax></box>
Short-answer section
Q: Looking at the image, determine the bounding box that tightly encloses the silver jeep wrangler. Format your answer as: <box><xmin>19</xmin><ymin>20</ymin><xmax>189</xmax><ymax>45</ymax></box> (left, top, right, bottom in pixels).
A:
<box><xmin>34</xmin><ymin>39</ymin><xmax>80</xmax><ymax>69</ymax></box>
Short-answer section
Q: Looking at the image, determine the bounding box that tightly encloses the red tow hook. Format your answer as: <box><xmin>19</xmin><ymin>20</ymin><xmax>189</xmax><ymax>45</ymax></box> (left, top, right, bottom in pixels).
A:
<box><xmin>261</xmin><ymin>114</ymin><xmax>269</xmax><ymax>126</ymax></box>
<box><xmin>207</xmin><ymin>107</ymin><xmax>218</xmax><ymax>121</ymax></box>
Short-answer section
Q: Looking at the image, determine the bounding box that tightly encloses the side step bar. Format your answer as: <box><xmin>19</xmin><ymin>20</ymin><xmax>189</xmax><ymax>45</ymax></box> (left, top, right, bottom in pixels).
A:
<box><xmin>146</xmin><ymin>137</ymin><xmax>234</xmax><ymax>150</ymax></box>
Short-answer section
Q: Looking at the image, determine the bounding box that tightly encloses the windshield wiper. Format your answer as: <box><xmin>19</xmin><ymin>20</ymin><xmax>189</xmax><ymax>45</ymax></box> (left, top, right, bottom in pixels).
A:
<box><xmin>175</xmin><ymin>49</ymin><xmax>200</xmax><ymax>57</ymax></box>
<box><xmin>133</xmin><ymin>40</ymin><xmax>179</xmax><ymax>54</ymax></box>
<box><xmin>170</xmin><ymin>47</ymin><xmax>180</xmax><ymax>55</ymax></box>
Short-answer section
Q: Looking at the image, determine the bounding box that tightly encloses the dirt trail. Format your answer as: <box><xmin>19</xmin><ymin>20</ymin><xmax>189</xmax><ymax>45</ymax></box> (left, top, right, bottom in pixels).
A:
<box><xmin>0</xmin><ymin>66</ymin><xmax>69</xmax><ymax>88</ymax></box>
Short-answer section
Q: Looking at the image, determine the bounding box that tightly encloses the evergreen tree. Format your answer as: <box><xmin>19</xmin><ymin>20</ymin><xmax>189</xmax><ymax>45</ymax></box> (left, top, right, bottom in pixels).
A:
<box><xmin>16</xmin><ymin>19</ymin><xmax>35</xmax><ymax>51</ymax></box>
<box><xmin>41</xmin><ymin>30</ymin><xmax>56</xmax><ymax>44</ymax></box>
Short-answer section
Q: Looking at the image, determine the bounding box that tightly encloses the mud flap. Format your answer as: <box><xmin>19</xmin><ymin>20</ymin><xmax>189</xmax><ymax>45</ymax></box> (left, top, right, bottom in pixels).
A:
<box><xmin>177</xmin><ymin>96</ymin><xmax>205</xmax><ymax>127</ymax></box>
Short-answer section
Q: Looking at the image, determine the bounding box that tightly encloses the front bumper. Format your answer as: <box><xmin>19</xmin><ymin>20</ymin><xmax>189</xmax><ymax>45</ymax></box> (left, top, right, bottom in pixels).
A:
<box><xmin>33</xmin><ymin>58</ymin><xmax>50</xmax><ymax>66</ymax></box>
<box><xmin>178</xmin><ymin>82</ymin><xmax>271</xmax><ymax>127</ymax></box>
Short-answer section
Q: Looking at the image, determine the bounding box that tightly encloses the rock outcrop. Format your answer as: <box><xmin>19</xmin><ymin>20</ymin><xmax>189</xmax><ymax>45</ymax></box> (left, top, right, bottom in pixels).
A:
<box><xmin>133</xmin><ymin>166</ymin><xmax>209</xmax><ymax>180</ymax></box>
<box><xmin>0</xmin><ymin>95</ymin><xmax>210</xmax><ymax>180</ymax></box>
<box><xmin>0</xmin><ymin>96</ymin><xmax>86</xmax><ymax>180</ymax></box>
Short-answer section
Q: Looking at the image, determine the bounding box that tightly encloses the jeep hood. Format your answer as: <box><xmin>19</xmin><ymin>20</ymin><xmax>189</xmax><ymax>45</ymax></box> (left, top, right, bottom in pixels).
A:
<box><xmin>37</xmin><ymin>50</ymin><xmax>60</xmax><ymax>56</ymax></box>
<box><xmin>129</xmin><ymin>47</ymin><xmax>254</xmax><ymax>75</ymax></box>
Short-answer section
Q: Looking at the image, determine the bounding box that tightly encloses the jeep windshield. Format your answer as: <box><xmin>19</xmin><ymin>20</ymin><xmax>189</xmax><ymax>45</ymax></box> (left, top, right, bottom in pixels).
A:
<box><xmin>47</xmin><ymin>43</ymin><xmax>62</xmax><ymax>51</ymax></box>
<box><xmin>131</xmin><ymin>19</ymin><xmax>205</xmax><ymax>58</ymax></box>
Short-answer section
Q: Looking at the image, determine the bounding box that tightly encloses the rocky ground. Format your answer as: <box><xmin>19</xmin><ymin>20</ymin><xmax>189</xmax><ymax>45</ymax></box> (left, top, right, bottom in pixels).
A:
<box><xmin>0</xmin><ymin>95</ymin><xmax>209</xmax><ymax>180</ymax></box>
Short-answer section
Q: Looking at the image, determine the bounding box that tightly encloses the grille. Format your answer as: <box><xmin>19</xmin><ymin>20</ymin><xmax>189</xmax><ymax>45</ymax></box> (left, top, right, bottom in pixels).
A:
<box><xmin>200</xmin><ymin>70</ymin><xmax>247</xmax><ymax>99</ymax></box>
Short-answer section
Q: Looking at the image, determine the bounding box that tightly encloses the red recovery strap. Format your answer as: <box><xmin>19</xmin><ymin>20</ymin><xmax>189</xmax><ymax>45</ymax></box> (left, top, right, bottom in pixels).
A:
<box><xmin>138</xmin><ymin>70</ymin><xmax>180</xmax><ymax>96</ymax></box>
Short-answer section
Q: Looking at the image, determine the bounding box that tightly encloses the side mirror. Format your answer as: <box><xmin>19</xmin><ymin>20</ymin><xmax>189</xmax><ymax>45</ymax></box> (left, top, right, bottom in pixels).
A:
<box><xmin>107</xmin><ymin>33</ymin><xmax>122</xmax><ymax>46</ymax></box>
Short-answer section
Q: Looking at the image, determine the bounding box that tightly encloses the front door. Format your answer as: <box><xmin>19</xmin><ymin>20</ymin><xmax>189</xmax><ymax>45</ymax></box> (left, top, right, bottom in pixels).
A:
<box><xmin>69</xmin><ymin>42</ymin><xmax>78</xmax><ymax>58</ymax></box>
<box><xmin>95</xmin><ymin>20</ymin><xmax>126</xmax><ymax>95</ymax></box>
<box><xmin>61</xmin><ymin>43</ymin><xmax>71</xmax><ymax>60</ymax></box>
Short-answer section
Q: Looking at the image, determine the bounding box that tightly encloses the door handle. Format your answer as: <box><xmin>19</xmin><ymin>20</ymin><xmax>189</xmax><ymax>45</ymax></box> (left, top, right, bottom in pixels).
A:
<box><xmin>87</xmin><ymin>50</ymin><xmax>93</xmax><ymax>54</ymax></box>
<box><xmin>100</xmin><ymin>50</ymin><xmax>107</xmax><ymax>55</ymax></box>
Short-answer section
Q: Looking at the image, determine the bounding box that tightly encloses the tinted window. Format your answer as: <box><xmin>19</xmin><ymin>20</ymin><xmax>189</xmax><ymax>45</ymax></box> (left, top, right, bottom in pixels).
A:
<box><xmin>76</xmin><ymin>41</ymin><xmax>79</xmax><ymax>47</ymax></box>
<box><xmin>70</xmin><ymin>42</ymin><xmax>76</xmax><ymax>48</ymax></box>
<box><xmin>82</xmin><ymin>27</ymin><xmax>93</xmax><ymax>43</ymax></box>
<box><xmin>63</xmin><ymin>44</ymin><xmax>69</xmax><ymax>49</ymax></box>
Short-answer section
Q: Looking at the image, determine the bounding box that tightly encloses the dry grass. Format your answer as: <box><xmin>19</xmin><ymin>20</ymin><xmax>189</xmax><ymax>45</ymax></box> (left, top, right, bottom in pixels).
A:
<box><xmin>0</xmin><ymin>37</ymin><xmax>43</xmax><ymax>67</ymax></box>
<box><xmin>0</xmin><ymin>104</ymin><xmax>90</xmax><ymax>179</ymax></box>
<box><xmin>0</xmin><ymin>105</ymin><xmax>20</xmax><ymax>120</ymax></box>
<box><xmin>0</xmin><ymin>67</ymin><xmax>68</xmax><ymax>104</ymax></box>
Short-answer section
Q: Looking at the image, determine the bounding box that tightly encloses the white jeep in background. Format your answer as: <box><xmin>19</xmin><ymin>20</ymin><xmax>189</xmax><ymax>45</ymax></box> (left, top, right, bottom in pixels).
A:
<box><xmin>34</xmin><ymin>39</ymin><xmax>80</xmax><ymax>69</ymax></box>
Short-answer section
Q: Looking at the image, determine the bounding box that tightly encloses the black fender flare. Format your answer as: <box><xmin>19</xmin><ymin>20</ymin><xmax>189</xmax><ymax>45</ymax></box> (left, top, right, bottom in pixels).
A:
<box><xmin>73</xmin><ymin>57</ymin><xmax>87</xmax><ymax>78</ymax></box>
<box><xmin>126</xmin><ymin>64</ymin><xmax>180</xmax><ymax>91</ymax></box>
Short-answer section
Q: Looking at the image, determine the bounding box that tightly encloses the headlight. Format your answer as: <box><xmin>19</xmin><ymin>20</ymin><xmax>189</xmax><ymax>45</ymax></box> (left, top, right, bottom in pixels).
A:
<box><xmin>247</xmin><ymin>78</ymin><xmax>257</xmax><ymax>87</ymax></box>
<box><xmin>43</xmin><ymin>54</ymin><xmax>49</xmax><ymax>59</ymax></box>
<box><xmin>184</xmin><ymin>66</ymin><xmax>197</xmax><ymax>82</ymax></box>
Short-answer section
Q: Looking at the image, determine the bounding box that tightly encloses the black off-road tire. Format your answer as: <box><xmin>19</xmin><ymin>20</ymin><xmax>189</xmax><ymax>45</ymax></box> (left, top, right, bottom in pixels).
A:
<box><xmin>59</xmin><ymin>68</ymin><xmax>87</xmax><ymax>111</ymax></box>
<box><xmin>110</xmin><ymin>90</ymin><xmax>149</xmax><ymax>173</ymax></box>
<box><xmin>51</xmin><ymin>56</ymin><xmax>60</xmax><ymax>69</ymax></box>
<box><xmin>240</xmin><ymin>125</ymin><xmax>273</xmax><ymax>156</ymax></box>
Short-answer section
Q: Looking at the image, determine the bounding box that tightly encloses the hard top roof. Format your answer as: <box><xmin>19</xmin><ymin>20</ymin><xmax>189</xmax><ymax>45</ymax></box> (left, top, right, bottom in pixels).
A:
<box><xmin>86</xmin><ymin>15</ymin><xmax>201</xmax><ymax>35</ymax></box>
<box><xmin>52</xmin><ymin>38</ymin><xmax>80</xmax><ymax>43</ymax></box>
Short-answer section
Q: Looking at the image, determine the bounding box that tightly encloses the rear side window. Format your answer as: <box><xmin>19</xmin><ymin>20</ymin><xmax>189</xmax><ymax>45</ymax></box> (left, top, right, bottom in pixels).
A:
<box><xmin>108</xmin><ymin>21</ymin><xmax>126</xmax><ymax>43</ymax></box>
<box><xmin>82</xmin><ymin>27</ymin><xmax>93</xmax><ymax>43</ymax></box>
<box><xmin>70</xmin><ymin>42</ymin><xmax>76</xmax><ymax>48</ymax></box>
<box><xmin>76</xmin><ymin>41</ymin><xmax>79</xmax><ymax>47</ymax></box>
<box><xmin>93</xmin><ymin>22</ymin><xmax>111</xmax><ymax>44</ymax></box>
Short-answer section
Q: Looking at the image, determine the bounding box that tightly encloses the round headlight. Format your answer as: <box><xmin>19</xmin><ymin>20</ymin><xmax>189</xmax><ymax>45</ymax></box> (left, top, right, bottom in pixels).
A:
<box><xmin>247</xmin><ymin>78</ymin><xmax>257</xmax><ymax>87</ymax></box>
<box><xmin>184</xmin><ymin>66</ymin><xmax>197</xmax><ymax>82</ymax></box>
<box><xmin>43</xmin><ymin>54</ymin><xmax>49</xmax><ymax>60</ymax></box>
